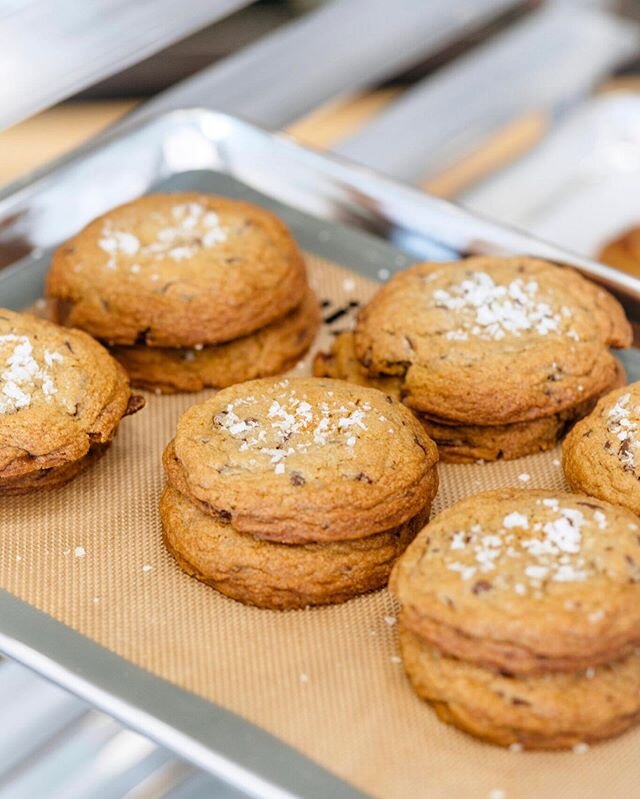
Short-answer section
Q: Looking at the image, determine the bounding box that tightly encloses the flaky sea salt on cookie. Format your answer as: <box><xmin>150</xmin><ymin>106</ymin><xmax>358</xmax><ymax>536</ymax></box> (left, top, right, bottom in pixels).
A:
<box><xmin>564</xmin><ymin>382</ymin><xmax>640</xmax><ymax>515</ymax></box>
<box><xmin>0</xmin><ymin>308</ymin><xmax>142</xmax><ymax>494</ymax></box>
<box><xmin>390</xmin><ymin>489</ymin><xmax>640</xmax><ymax>675</ymax></box>
<box><xmin>353</xmin><ymin>257</ymin><xmax>630</xmax><ymax>425</ymax></box>
<box><xmin>164</xmin><ymin>376</ymin><xmax>439</xmax><ymax>543</ymax></box>
<box><xmin>46</xmin><ymin>193</ymin><xmax>308</xmax><ymax>347</ymax></box>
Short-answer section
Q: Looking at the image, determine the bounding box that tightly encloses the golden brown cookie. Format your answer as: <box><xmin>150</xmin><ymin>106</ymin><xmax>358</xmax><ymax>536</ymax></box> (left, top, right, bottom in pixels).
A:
<box><xmin>111</xmin><ymin>288</ymin><xmax>321</xmax><ymax>393</ymax></box>
<box><xmin>0</xmin><ymin>308</ymin><xmax>143</xmax><ymax>494</ymax></box>
<box><xmin>161</xmin><ymin>485</ymin><xmax>430</xmax><ymax>609</ymax></box>
<box><xmin>399</xmin><ymin>624</ymin><xmax>640</xmax><ymax>750</ymax></box>
<box><xmin>47</xmin><ymin>193</ymin><xmax>308</xmax><ymax>347</ymax></box>
<box><xmin>164</xmin><ymin>376</ymin><xmax>439</xmax><ymax>544</ymax></box>
<box><xmin>390</xmin><ymin>489</ymin><xmax>640</xmax><ymax>675</ymax></box>
<box><xmin>314</xmin><ymin>331</ymin><xmax>626</xmax><ymax>463</ymax></box>
<box><xmin>599</xmin><ymin>227</ymin><xmax>640</xmax><ymax>277</ymax></box>
<box><xmin>563</xmin><ymin>382</ymin><xmax>640</xmax><ymax>516</ymax></box>
<box><xmin>352</xmin><ymin>257</ymin><xmax>630</xmax><ymax>425</ymax></box>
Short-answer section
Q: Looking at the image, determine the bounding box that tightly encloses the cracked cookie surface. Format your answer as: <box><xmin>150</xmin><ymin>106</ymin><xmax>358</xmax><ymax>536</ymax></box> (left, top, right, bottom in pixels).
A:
<box><xmin>391</xmin><ymin>489</ymin><xmax>640</xmax><ymax>675</ymax></box>
<box><xmin>47</xmin><ymin>193</ymin><xmax>308</xmax><ymax>347</ymax></box>
<box><xmin>563</xmin><ymin>382</ymin><xmax>640</xmax><ymax>515</ymax></box>
<box><xmin>0</xmin><ymin>308</ymin><xmax>142</xmax><ymax>493</ymax></box>
<box><xmin>352</xmin><ymin>257</ymin><xmax>630</xmax><ymax>425</ymax></box>
<box><xmin>164</xmin><ymin>376</ymin><xmax>439</xmax><ymax>544</ymax></box>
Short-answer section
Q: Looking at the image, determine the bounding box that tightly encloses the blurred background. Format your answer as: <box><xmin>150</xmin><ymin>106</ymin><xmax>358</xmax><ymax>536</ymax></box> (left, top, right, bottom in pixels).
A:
<box><xmin>1</xmin><ymin>0</ymin><xmax>640</xmax><ymax>796</ymax></box>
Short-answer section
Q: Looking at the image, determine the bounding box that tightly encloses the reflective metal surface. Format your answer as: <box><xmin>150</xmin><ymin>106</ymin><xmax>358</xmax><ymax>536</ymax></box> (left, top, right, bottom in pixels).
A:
<box><xmin>336</xmin><ymin>4</ymin><xmax>638</xmax><ymax>182</ymax></box>
<box><xmin>0</xmin><ymin>0</ymin><xmax>251</xmax><ymax>130</ymax></box>
<box><xmin>1</xmin><ymin>107</ymin><xmax>639</xmax><ymax>319</ymax></box>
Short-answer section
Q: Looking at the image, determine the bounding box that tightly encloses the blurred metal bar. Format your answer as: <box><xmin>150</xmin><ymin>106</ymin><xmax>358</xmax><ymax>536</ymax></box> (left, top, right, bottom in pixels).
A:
<box><xmin>161</xmin><ymin>770</ymin><xmax>251</xmax><ymax>799</ymax></box>
<box><xmin>136</xmin><ymin>0</ymin><xmax>521</xmax><ymax>129</ymax></box>
<box><xmin>0</xmin><ymin>661</ymin><xmax>88</xmax><ymax>778</ymax></box>
<box><xmin>121</xmin><ymin>760</ymin><xmax>195</xmax><ymax>799</ymax></box>
<box><xmin>334</xmin><ymin>5</ymin><xmax>638</xmax><ymax>182</ymax></box>
<box><xmin>0</xmin><ymin>710</ymin><xmax>175</xmax><ymax>799</ymax></box>
<box><xmin>0</xmin><ymin>0</ymin><xmax>252</xmax><ymax>130</ymax></box>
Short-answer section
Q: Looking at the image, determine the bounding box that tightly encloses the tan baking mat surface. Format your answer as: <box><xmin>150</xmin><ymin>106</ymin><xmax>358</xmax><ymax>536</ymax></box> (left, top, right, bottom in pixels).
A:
<box><xmin>4</xmin><ymin>254</ymin><xmax>639</xmax><ymax>799</ymax></box>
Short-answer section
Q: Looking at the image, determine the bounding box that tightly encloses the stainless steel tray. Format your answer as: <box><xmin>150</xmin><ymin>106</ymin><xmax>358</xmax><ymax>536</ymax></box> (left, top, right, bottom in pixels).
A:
<box><xmin>1</xmin><ymin>108</ymin><xmax>640</xmax><ymax>799</ymax></box>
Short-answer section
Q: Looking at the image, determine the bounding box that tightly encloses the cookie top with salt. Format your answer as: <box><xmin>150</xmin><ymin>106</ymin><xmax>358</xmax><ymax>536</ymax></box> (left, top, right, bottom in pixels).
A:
<box><xmin>165</xmin><ymin>377</ymin><xmax>439</xmax><ymax>543</ymax></box>
<box><xmin>0</xmin><ymin>308</ymin><xmax>133</xmax><ymax>479</ymax></box>
<box><xmin>391</xmin><ymin>489</ymin><xmax>640</xmax><ymax>674</ymax></box>
<box><xmin>354</xmin><ymin>257</ymin><xmax>631</xmax><ymax>425</ymax></box>
<box><xmin>563</xmin><ymin>382</ymin><xmax>640</xmax><ymax>517</ymax></box>
<box><xmin>46</xmin><ymin>193</ymin><xmax>308</xmax><ymax>347</ymax></box>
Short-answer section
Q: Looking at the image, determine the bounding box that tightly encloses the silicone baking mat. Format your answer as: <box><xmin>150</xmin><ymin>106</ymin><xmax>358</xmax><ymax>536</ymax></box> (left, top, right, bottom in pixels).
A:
<box><xmin>4</xmin><ymin>247</ymin><xmax>640</xmax><ymax>799</ymax></box>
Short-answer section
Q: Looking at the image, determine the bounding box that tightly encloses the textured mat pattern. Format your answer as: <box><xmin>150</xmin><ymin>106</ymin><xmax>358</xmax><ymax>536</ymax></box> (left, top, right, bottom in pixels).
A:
<box><xmin>3</xmin><ymin>255</ymin><xmax>634</xmax><ymax>799</ymax></box>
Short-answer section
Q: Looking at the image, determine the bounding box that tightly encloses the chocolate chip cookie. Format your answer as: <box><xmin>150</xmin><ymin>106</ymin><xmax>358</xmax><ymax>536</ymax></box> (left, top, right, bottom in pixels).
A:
<box><xmin>399</xmin><ymin>623</ymin><xmax>640</xmax><ymax>750</ymax></box>
<box><xmin>111</xmin><ymin>287</ymin><xmax>320</xmax><ymax>393</ymax></box>
<box><xmin>563</xmin><ymin>382</ymin><xmax>640</xmax><ymax>516</ymax></box>
<box><xmin>315</xmin><ymin>331</ymin><xmax>626</xmax><ymax>463</ymax></box>
<box><xmin>348</xmin><ymin>257</ymin><xmax>630</xmax><ymax>425</ymax></box>
<box><xmin>391</xmin><ymin>489</ymin><xmax>640</xmax><ymax>675</ymax></box>
<box><xmin>0</xmin><ymin>308</ymin><xmax>143</xmax><ymax>494</ymax></box>
<box><xmin>47</xmin><ymin>193</ymin><xmax>308</xmax><ymax>347</ymax></box>
<box><xmin>165</xmin><ymin>377</ymin><xmax>439</xmax><ymax>544</ymax></box>
<box><xmin>161</xmin><ymin>485</ymin><xmax>429</xmax><ymax>609</ymax></box>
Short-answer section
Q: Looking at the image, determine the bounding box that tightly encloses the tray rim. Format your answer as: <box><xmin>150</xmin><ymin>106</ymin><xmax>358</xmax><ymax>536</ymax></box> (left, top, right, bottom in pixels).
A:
<box><xmin>2</xmin><ymin>105</ymin><xmax>640</xmax><ymax>798</ymax></box>
<box><xmin>1</xmin><ymin>105</ymin><xmax>640</xmax><ymax>319</ymax></box>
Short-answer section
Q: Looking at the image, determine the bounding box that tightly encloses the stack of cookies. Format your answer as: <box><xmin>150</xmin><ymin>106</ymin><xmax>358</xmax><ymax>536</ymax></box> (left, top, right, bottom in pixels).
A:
<box><xmin>315</xmin><ymin>256</ymin><xmax>631</xmax><ymax>462</ymax></box>
<box><xmin>391</xmin><ymin>489</ymin><xmax>640</xmax><ymax>749</ymax></box>
<box><xmin>161</xmin><ymin>376</ymin><xmax>439</xmax><ymax>609</ymax></box>
<box><xmin>46</xmin><ymin>193</ymin><xmax>320</xmax><ymax>393</ymax></box>
<box><xmin>0</xmin><ymin>308</ymin><xmax>143</xmax><ymax>494</ymax></box>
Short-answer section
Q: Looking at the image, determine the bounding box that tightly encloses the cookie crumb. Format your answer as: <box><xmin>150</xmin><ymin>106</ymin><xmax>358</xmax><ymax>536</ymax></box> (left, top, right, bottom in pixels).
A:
<box><xmin>74</xmin><ymin>546</ymin><xmax>86</xmax><ymax>558</ymax></box>
<box><xmin>488</xmin><ymin>789</ymin><xmax>506</xmax><ymax>799</ymax></box>
<box><xmin>390</xmin><ymin>655</ymin><xmax>402</xmax><ymax>664</ymax></box>
<box><xmin>518</xmin><ymin>473</ymin><xmax>530</xmax><ymax>483</ymax></box>
<box><xmin>384</xmin><ymin>615</ymin><xmax>397</xmax><ymax>626</ymax></box>
<box><xmin>15</xmin><ymin>555</ymin><xmax>21</xmax><ymax>563</ymax></box>
<box><xmin>508</xmin><ymin>743</ymin><xmax>523</xmax><ymax>753</ymax></box>
<box><xmin>573</xmin><ymin>742</ymin><xmax>589</xmax><ymax>754</ymax></box>
<box><xmin>142</xmin><ymin>564</ymin><xmax>153</xmax><ymax>573</ymax></box>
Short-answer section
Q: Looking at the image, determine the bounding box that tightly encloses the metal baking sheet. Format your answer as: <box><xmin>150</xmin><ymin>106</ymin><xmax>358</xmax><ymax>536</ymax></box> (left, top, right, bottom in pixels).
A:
<box><xmin>1</xmin><ymin>108</ymin><xmax>640</xmax><ymax>798</ymax></box>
